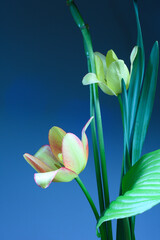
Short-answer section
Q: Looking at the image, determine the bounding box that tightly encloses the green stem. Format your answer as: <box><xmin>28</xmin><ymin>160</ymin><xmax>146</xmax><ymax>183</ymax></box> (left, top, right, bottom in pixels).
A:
<box><xmin>75</xmin><ymin>177</ymin><xmax>107</xmax><ymax>240</ymax></box>
<box><xmin>117</xmin><ymin>94</ymin><xmax>135</xmax><ymax>240</ymax></box>
<box><xmin>93</xmin><ymin>84</ymin><xmax>110</xmax><ymax>208</ymax></box>
<box><xmin>67</xmin><ymin>0</ymin><xmax>105</xmax><ymax>217</ymax></box>
<box><xmin>89</xmin><ymin>69</ymin><xmax>108</xmax><ymax>240</ymax></box>
<box><xmin>116</xmin><ymin>96</ymin><xmax>131</xmax><ymax>240</ymax></box>
<box><xmin>75</xmin><ymin>177</ymin><xmax>99</xmax><ymax>221</ymax></box>
<box><xmin>67</xmin><ymin>1</ymin><xmax>112</xmax><ymax>239</ymax></box>
<box><xmin>67</xmin><ymin>0</ymin><xmax>111</xmax><ymax>211</ymax></box>
<box><xmin>89</xmin><ymin>66</ymin><xmax>105</xmax><ymax>216</ymax></box>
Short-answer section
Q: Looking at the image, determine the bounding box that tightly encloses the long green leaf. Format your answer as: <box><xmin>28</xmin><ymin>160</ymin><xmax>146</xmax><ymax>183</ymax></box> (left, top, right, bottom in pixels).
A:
<box><xmin>133</xmin><ymin>0</ymin><xmax>145</xmax><ymax>59</ymax></box>
<box><xmin>128</xmin><ymin>48</ymin><xmax>143</xmax><ymax>137</ymax></box>
<box><xmin>97</xmin><ymin>149</ymin><xmax>160</xmax><ymax>234</ymax></box>
<box><xmin>128</xmin><ymin>0</ymin><xmax>145</xmax><ymax>139</ymax></box>
<box><xmin>132</xmin><ymin>41</ymin><xmax>159</xmax><ymax>164</ymax></box>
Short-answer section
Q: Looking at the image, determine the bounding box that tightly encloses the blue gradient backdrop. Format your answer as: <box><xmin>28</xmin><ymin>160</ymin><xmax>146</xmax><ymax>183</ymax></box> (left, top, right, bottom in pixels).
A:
<box><xmin>1</xmin><ymin>0</ymin><xmax>160</xmax><ymax>239</ymax></box>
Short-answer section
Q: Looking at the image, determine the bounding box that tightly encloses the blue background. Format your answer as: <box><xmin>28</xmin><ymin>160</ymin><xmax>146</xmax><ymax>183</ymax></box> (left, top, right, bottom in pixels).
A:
<box><xmin>1</xmin><ymin>0</ymin><xmax>160</xmax><ymax>239</ymax></box>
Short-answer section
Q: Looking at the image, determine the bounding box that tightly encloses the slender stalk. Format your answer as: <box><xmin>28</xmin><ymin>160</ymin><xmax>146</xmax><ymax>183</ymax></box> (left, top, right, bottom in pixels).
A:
<box><xmin>117</xmin><ymin>94</ymin><xmax>135</xmax><ymax>240</ymax></box>
<box><xmin>89</xmin><ymin>64</ymin><xmax>108</xmax><ymax>240</ymax></box>
<box><xmin>67</xmin><ymin>0</ymin><xmax>111</xmax><ymax>210</ymax></box>
<box><xmin>67</xmin><ymin>1</ymin><xmax>112</xmax><ymax>239</ymax></box>
<box><xmin>75</xmin><ymin>177</ymin><xmax>107</xmax><ymax>240</ymax></box>
<box><xmin>67</xmin><ymin>0</ymin><xmax>105</xmax><ymax>217</ymax></box>
<box><xmin>116</xmin><ymin>96</ymin><xmax>131</xmax><ymax>240</ymax></box>
<box><xmin>93</xmin><ymin>84</ymin><xmax>110</xmax><ymax>208</ymax></box>
<box><xmin>88</xmin><ymin>60</ymin><xmax>105</xmax><ymax>216</ymax></box>
<box><xmin>75</xmin><ymin>177</ymin><xmax>99</xmax><ymax>221</ymax></box>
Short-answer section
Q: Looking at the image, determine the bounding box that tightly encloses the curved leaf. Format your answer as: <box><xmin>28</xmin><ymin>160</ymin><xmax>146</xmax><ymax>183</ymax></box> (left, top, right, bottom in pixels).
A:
<box><xmin>132</xmin><ymin>41</ymin><xmax>159</xmax><ymax>164</ymax></box>
<box><xmin>119</xmin><ymin>79</ymin><xmax>130</xmax><ymax>174</ymax></box>
<box><xmin>128</xmin><ymin>48</ymin><xmax>143</xmax><ymax>137</ymax></box>
<box><xmin>128</xmin><ymin>0</ymin><xmax>145</xmax><ymax>140</ymax></box>
<box><xmin>97</xmin><ymin>149</ymin><xmax>160</xmax><ymax>233</ymax></box>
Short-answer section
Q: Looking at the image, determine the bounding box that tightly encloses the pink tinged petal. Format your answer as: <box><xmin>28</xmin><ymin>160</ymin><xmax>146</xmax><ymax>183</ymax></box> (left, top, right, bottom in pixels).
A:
<box><xmin>34</xmin><ymin>145</ymin><xmax>61</xmax><ymax>170</ymax></box>
<box><xmin>49</xmin><ymin>126</ymin><xmax>66</xmax><ymax>164</ymax></box>
<box><xmin>34</xmin><ymin>167</ymin><xmax>77</xmax><ymax>188</ymax></box>
<box><xmin>62</xmin><ymin>133</ymin><xmax>87</xmax><ymax>175</ymax></box>
<box><xmin>81</xmin><ymin>117</ymin><xmax>94</xmax><ymax>159</ymax></box>
<box><xmin>24</xmin><ymin>153</ymin><xmax>52</xmax><ymax>173</ymax></box>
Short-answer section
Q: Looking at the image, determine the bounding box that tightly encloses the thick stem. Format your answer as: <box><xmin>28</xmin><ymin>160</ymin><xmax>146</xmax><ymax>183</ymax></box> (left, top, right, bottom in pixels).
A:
<box><xmin>67</xmin><ymin>1</ymin><xmax>112</xmax><ymax>239</ymax></box>
<box><xmin>67</xmin><ymin>0</ymin><xmax>110</xmax><ymax>212</ymax></box>
<box><xmin>67</xmin><ymin>0</ymin><xmax>104</xmax><ymax>212</ymax></box>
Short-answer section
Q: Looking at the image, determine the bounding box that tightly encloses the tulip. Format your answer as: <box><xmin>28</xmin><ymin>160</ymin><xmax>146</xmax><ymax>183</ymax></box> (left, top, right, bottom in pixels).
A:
<box><xmin>82</xmin><ymin>47</ymin><xmax>137</xmax><ymax>96</ymax></box>
<box><xmin>24</xmin><ymin>117</ymin><xmax>93</xmax><ymax>189</ymax></box>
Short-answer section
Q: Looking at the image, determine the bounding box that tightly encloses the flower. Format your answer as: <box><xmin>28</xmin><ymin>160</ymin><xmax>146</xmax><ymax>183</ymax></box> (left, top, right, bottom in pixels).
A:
<box><xmin>23</xmin><ymin>117</ymin><xmax>93</xmax><ymax>189</ymax></box>
<box><xmin>82</xmin><ymin>47</ymin><xmax>138</xmax><ymax>96</ymax></box>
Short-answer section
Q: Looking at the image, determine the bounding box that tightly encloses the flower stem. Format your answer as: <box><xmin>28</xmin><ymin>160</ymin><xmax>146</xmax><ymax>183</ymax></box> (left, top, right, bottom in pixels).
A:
<box><xmin>116</xmin><ymin>95</ymin><xmax>132</xmax><ymax>240</ymax></box>
<box><xmin>117</xmin><ymin>94</ymin><xmax>135</xmax><ymax>240</ymax></box>
<box><xmin>86</xmin><ymin>43</ymin><xmax>105</xmax><ymax>215</ymax></box>
<box><xmin>67</xmin><ymin>1</ymin><xmax>112</xmax><ymax>239</ymax></box>
<box><xmin>67</xmin><ymin>0</ymin><xmax>104</xmax><ymax>216</ymax></box>
<box><xmin>93</xmin><ymin>84</ymin><xmax>110</xmax><ymax>209</ymax></box>
<box><xmin>75</xmin><ymin>177</ymin><xmax>107</xmax><ymax>240</ymax></box>
<box><xmin>90</xmin><ymin>85</ymin><xmax>105</xmax><ymax>215</ymax></box>
<box><xmin>75</xmin><ymin>177</ymin><xmax>99</xmax><ymax>221</ymax></box>
<box><xmin>88</xmin><ymin>58</ymin><xmax>108</xmax><ymax>240</ymax></box>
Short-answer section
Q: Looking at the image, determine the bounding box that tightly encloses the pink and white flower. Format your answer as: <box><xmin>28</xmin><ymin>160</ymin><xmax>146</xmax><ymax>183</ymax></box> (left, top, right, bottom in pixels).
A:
<box><xmin>24</xmin><ymin>117</ymin><xmax>93</xmax><ymax>188</ymax></box>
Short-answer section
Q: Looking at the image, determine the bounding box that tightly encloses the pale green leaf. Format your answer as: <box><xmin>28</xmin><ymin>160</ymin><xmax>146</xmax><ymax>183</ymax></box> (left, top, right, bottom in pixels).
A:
<box><xmin>97</xmin><ymin>150</ymin><xmax>160</xmax><ymax>234</ymax></box>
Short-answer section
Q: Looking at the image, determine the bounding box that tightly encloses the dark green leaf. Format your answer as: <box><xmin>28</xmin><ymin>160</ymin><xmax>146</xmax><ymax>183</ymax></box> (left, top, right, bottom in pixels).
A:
<box><xmin>128</xmin><ymin>48</ymin><xmax>143</xmax><ymax>138</ymax></box>
<box><xmin>128</xmin><ymin>0</ymin><xmax>145</xmax><ymax>139</ymax></box>
<box><xmin>133</xmin><ymin>0</ymin><xmax>145</xmax><ymax>61</ymax></box>
<box><xmin>132</xmin><ymin>41</ymin><xmax>159</xmax><ymax>164</ymax></box>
